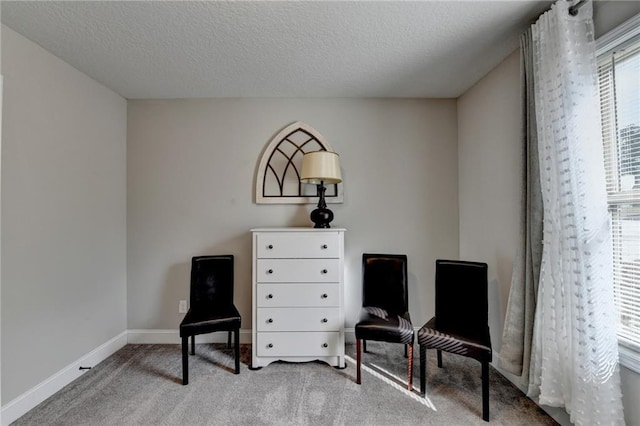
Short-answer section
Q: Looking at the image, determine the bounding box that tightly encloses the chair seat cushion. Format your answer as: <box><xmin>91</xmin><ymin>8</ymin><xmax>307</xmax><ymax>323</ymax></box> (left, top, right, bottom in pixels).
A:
<box><xmin>179</xmin><ymin>305</ymin><xmax>241</xmax><ymax>337</ymax></box>
<box><xmin>418</xmin><ymin>317</ymin><xmax>491</xmax><ymax>361</ymax></box>
<box><xmin>355</xmin><ymin>307</ymin><xmax>414</xmax><ymax>344</ymax></box>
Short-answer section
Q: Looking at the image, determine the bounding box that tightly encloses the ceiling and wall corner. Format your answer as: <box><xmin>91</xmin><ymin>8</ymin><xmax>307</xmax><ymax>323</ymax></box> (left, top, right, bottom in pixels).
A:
<box><xmin>0</xmin><ymin>2</ymin><xmax>550</xmax><ymax>416</ymax></box>
<box><xmin>2</xmin><ymin>2</ymin><xmax>640</xmax><ymax>424</ymax></box>
<box><xmin>0</xmin><ymin>1</ymin><xmax>552</xmax><ymax>99</ymax></box>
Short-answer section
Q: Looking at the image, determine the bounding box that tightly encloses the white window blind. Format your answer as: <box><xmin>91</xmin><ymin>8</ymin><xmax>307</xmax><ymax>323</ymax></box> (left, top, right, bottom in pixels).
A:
<box><xmin>598</xmin><ymin>32</ymin><xmax>640</xmax><ymax>353</ymax></box>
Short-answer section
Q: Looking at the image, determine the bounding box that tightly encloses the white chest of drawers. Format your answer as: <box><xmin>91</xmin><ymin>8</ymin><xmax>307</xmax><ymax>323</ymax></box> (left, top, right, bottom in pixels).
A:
<box><xmin>251</xmin><ymin>228</ymin><xmax>346</xmax><ymax>369</ymax></box>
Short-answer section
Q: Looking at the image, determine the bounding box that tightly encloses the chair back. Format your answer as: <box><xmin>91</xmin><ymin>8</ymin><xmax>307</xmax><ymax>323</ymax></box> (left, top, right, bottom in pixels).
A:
<box><xmin>362</xmin><ymin>253</ymin><xmax>408</xmax><ymax>315</ymax></box>
<box><xmin>435</xmin><ymin>259</ymin><xmax>488</xmax><ymax>339</ymax></box>
<box><xmin>190</xmin><ymin>255</ymin><xmax>234</xmax><ymax>311</ymax></box>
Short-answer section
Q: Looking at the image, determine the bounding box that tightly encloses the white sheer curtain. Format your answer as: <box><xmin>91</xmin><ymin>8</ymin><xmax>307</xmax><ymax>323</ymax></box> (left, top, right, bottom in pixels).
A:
<box><xmin>528</xmin><ymin>2</ymin><xmax>625</xmax><ymax>425</ymax></box>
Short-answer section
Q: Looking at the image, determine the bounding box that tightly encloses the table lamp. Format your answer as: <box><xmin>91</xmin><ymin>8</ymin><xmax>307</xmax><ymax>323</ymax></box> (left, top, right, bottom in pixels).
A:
<box><xmin>300</xmin><ymin>151</ymin><xmax>342</xmax><ymax>228</ymax></box>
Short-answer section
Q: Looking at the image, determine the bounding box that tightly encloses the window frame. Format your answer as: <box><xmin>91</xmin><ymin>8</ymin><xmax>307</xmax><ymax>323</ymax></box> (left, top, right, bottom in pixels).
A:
<box><xmin>597</xmin><ymin>12</ymin><xmax>640</xmax><ymax>374</ymax></box>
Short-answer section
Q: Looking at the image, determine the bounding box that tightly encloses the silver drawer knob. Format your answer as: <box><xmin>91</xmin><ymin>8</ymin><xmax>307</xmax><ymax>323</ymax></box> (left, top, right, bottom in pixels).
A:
<box><xmin>321</xmin><ymin>244</ymin><xmax>328</xmax><ymax>249</ymax></box>
<box><xmin>267</xmin><ymin>244</ymin><xmax>273</xmax><ymax>249</ymax></box>
<box><xmin>268</xmin><ymin>343</ymin><xmax>273</xmax><ymax>348</ymax></box>
<box><xmin>321</xmin><ymin>293</ymin><xmax>328</xmax><ymax>299</ymax></box>
<box><xmin>322</xmin><ymin>343</ymin><xmax>328</xmax><ymax>348</ymax></box>
<box><xmin>267</xmin><ymin>318</ymin><xmax>273</xmax><ymax>323</ymax></box>
<box><xmin>267</xmin><ymin>294</ymin><xmax>274</xmax><ymax>299</ymax></box>
<box><xmin>267</xmin><ymin>269</ymin><xmax>273</xmax><ymax>274</ymax></box>
<box><xmin>321</xmin><ymin>318</ymin><xmax>328</xmax><ymax>323</ymax></box>
<box><xmin>321</xmin><ymin>269</ymin><xmax>328</xmax><ymax>274</ymax></box>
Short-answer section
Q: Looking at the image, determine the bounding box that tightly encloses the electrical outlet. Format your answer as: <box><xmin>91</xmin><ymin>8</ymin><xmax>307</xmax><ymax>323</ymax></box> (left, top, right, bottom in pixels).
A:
<box><xmin>179</xmin><ymin>300</ymin><xmax>188</xmax><ymax>314</ymax></box>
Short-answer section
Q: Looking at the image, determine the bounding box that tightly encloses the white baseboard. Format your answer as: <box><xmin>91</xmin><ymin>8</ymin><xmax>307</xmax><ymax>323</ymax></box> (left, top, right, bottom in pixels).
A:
<box><xmin>1</xmin><ymin>331</ymin><xmax>128</xmax><ymax>426</ymax></box>
<box><xmin>127</xmin><ymin>329</ymin><xmax>252</xmax><ymax>344</ymax></box>
<box><xmin>345</xmin><ymin>327</ymin><xmax>355</xmax><ymax>343</ymax></box>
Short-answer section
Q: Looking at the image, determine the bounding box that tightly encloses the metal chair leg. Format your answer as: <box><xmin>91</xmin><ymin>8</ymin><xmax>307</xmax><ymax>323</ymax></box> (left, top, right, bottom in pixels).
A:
<box><xmin>437</xmin><ymin>349</ymin><xmax>442</xmax><ymax>368</ymax></box>
<box><xmin>228</xmin><ymin>330</ymin><xmax>232</xmax><ymax>349</ymax></box>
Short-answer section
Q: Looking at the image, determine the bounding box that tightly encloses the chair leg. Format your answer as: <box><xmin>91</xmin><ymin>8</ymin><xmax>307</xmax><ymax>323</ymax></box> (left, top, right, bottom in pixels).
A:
<box><xmin>420</xmin><ymin>345</ymin><xmax>426</xmax><ymax>397</ymax></box>
<box><xmin>190</xmin><ymin>335</ymin><xmax>195</xmax><ymax>355</ymax></box>
<box><xmin>228</xmin><ymin>330</ymin><xmax>232</xmax><ymax>349</ymax></box>
<box><xmin>482</xmin><ymin>360</ymin><xmax>489</xmax><ymax>422</ymax></box>
<box><xmin>363</xmin><ymin>340</ymin><xmax>367</xmax><ymax>353</ymax></box>
<box><xmin>234</xmin><ymin>328</ymin><xmax>240</xmax><ymax>374</ymax></box>
<box><xmin>407</xmin><ymin>344</ymin><xmax>413</xmax><ymax>391</ymax></box>
<box><xmin>404</xmin><ymin>344</ymin><xmax>408</xmax><ymax>358</ymax></box>
<box><xmin>356</xmin><ymin>339</ymin><xmax>362</xmax><ymax>384</ymax></box>
<box><xmin>182</xmin><ymin>336</ymin><xmax>189</xmax><ymax>385</ymax></box>
<box><xmin>437</xmin><ymin>349</ymin><xmax>442</xmax><ymax>368</ymax></box>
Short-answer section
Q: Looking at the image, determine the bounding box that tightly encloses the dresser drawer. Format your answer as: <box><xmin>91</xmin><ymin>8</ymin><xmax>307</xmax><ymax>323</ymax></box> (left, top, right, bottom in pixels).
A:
<box><xmin>256</xmin><ymin>332</ymin><xmax>341</xmax><ymax>357</ymax></box>
<box><xmin>256</xmin><ymin>259</ymin><xmax>339</xmax><ymax>282</ymax></box>
<box><xmin>257</xmin><ymin>283</ymin><xmax>340</xmax><ymax>307</ymax></box>
<box><xmin>257</xmin><ymin>307</ymin><xmax>341</xmax><ymax>332</ymax></box>
<box><xmin>256</xmin><ymin>232</ymin><xmax>340</xmax><ymax>258</ymax></box>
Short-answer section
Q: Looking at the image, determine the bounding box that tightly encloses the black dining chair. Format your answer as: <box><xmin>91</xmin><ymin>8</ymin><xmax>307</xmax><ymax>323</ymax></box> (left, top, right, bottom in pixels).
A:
<box><xmin>355</xmin><ymin>253</ymin><xmax>414</xmax><ymax>390</ymax></box>
<box><xmin>418</xmin><ymin>259</ymin><xmax>492</xmax><ymax>421</ymax></box>
<box><xmin>179</xmin><ymin>255</ymin><xmax>241</xmax><ymax>385</ymax></box>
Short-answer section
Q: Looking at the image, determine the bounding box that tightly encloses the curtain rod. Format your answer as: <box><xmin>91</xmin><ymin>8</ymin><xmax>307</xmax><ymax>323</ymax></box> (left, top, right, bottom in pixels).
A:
<box><xmin>569</xmin><ymin>0</ymin><xmax>588</xmax><ymax>16</ymax></box>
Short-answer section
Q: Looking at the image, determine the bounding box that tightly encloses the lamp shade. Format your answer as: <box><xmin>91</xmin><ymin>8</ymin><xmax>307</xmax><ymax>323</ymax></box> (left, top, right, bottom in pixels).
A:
<box><xmin>300</xmin><ymin>151</ymin><xmax>342</xmax><ymax>185</ymax></box>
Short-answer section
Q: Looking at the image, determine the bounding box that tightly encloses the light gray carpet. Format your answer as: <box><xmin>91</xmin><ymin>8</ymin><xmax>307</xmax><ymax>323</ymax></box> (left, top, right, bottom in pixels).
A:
<box><xmin>14</xmin><ymin>342</ymin><xmax>558</xmax><ymax>425</ymax></box>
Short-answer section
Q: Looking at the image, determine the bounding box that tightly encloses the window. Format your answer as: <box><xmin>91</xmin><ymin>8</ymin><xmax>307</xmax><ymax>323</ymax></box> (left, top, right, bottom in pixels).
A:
<box><xmin>597</xmin><ymin>13</ymin><xmax>640</xmax><ymax>370</ymax></box>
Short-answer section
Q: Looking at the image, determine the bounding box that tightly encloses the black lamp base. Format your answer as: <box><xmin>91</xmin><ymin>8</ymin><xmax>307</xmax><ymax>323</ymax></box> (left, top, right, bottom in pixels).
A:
<box><xmin>309</xmin><ymin>182</ymin><xmax>334</xmax><ymax>228</ymax></box>
<box><xmin>310</xmin><ymin>207</ymin><xmax>334</xmax><ymax>228</ymax></box>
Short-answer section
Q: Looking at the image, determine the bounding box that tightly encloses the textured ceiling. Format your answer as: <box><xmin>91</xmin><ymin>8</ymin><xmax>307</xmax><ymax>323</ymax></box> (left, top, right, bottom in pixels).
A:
<box><xmin>1</xmin><ymin>1</ymin><xmax>553</xmax><ymax>99</ymax></box>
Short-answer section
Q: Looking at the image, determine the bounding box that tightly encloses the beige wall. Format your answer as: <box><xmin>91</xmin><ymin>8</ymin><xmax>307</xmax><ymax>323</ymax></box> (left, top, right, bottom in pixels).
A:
<box><xmin>594</xmin><ymin>1</ymin><xmax>640</xmax><ymax>38</ymax></box>
<box><xmin>621</xmin><ymin>364</ymin><xmax>640</xmax><ymax>426</ymax></box>
<box><xmin>1</xmin><ymin>26</ymin><xmax>127</xmax><ymax>403</ymax></box>
<box><xmin>457</xmin><ymin>49</ymin><xmax>522</xmax><ymax>354</ymax></box>
<box><xmin>127</xmin><ymin>98</ymin><xmax>459</xmax><ymax>332</ymax></box>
